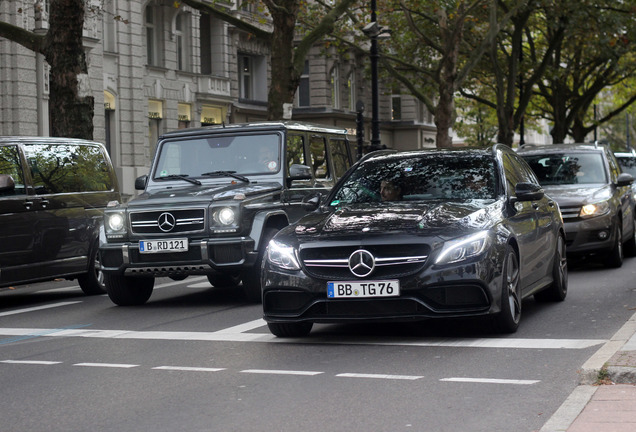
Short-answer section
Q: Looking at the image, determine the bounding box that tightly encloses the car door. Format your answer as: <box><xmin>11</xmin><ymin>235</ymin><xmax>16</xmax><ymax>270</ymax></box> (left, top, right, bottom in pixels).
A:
<box><xmin>0</xmin><ymin>144</ymin><xmax>44</xmax><ymax>285</ymax></box>
<box><xmin>502</xmin><ymin>152</ymin><xmax>546</xmax><ymax>288</ymax></box>
<box><xmin>23</xmin><ymin>142</ymin><xmax>89</xmax><ymax>279</ymax></box>
<box><xmin>607</xmin><ymin>150</ymin><xmax>634</xmax><ymax>239</ymax></box>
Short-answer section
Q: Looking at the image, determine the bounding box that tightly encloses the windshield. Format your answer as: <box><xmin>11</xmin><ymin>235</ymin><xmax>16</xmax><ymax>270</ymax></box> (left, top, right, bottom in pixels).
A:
<box><xmin>521</xmin><ymin>152</ymin><xmax>606</xmax><ymax>185</ymax></box>
<box><xmin>153</xmin><ymin>133</ymin><xmax>281</xmax><ymax>179</ymax></box>
<box><xmin>331</xmin><ymin>153</ymin><xmax>498</xmax><ymax>205</ymax></box>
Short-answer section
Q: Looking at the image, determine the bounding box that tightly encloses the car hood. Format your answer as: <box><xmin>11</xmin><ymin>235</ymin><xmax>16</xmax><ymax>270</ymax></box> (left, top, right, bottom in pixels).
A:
<box><xmin>128</xmin><ymin>182</ymin><xmax>282</xmax><ymax>207</ymax></box>
<box><xmin>541</xmin><ymin>184</ymin><xmax>611</xmax><ymax>206</ymax></box>
<box><xmin>291</xmin><ymin>199</ymin><xmax>501</xmax><ymax>241</ymax></box>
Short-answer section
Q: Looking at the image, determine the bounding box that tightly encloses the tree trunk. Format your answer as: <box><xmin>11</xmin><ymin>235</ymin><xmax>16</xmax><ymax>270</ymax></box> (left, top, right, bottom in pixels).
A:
<box><xmin>267</xmin><ymin>2</ymin><xmax>300</xmax><ymax>120</ymax></box>
<box><xmin>43</xmin><ymin>0</ymin><xmax>93</xmax><ymax>139</ymax></box>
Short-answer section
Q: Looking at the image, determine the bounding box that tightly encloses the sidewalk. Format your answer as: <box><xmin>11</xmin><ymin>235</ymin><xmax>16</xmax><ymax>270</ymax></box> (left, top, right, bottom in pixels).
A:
<box><xmin>539</xmin><ymin>311</ymin><xmax>636</xmax><ymax>432</ymax></box>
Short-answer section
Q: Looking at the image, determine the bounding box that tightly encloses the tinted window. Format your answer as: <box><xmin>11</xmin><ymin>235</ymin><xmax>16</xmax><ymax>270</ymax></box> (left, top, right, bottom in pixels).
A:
<box><xmin>331</xmin><ymin>153</ymin><xmax>497</xmax><ymax>204</ymax></box>
<box><xmin>309</xmin><ymin>136</ymin><xmax>330</xmax><ymax>180</ymax></box>
<box><xmin>330</xmin><ymin>138</ymin><xmax>351</xmax><ymax>179</ymax></box>
<box><xmin>0</xmin><ymin>145</ymin><xmax>26</xmax><ymax>195</ymax></box>
<box><xmin>616</xmin><ymin>156</ymin><xmax>636</xmax><ymax>176</ymax></box>
<box><xmin>286</xmin><ymin>134</ymin><xmax>306</xmax><ymax>170</ymax></box>
<box><xmin>521</xmin><ymin>152</ymin><xmax>606</xmax><ymax>185</ymax></box>
<box><xmin>23</xmin><ymin>143</ymin><xmax>114</xmax><ymax>194</ymax></box>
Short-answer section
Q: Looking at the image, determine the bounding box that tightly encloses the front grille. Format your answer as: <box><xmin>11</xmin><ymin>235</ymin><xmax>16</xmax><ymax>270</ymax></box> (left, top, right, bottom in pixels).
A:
<box><xmin>560</xmin><ymin>206</ymin><xmax>581</xmax><ymax>220</ymax></box>
<box><xmin>300</xmin><ymin>244</ymin><xmax>429</xmax><ymax>280</ymax></box>
<box><xmin>130</xmin><ymin>209</ymin><xmax>205</xmax><ymax>234</ymax></box>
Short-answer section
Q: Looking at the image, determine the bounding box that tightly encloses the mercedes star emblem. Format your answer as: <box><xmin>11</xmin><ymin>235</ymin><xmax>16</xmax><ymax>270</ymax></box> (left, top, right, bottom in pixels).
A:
<box><xmin>158</xmin><ymin>212</ymin><xmax>176</xmax><ymax>232</ymax></box>
<box><xmin>348</xmin><ymin>249</ymin><xmax>375</xmax><ymax>278</ymax></box>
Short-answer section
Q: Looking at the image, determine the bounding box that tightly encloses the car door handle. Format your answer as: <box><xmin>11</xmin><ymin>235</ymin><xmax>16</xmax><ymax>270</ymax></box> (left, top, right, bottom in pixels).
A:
<box><xmin>548</xmin><ymin>201</ymin><xmax>555</xmax><ymax>207</ymax></box>
<box><xmin>23</xmin><ymin>200</ymin><xmax>34</xmax><ymax>209</ymax></box>
<box><xmin>40</xmin><ymin>199</ymin><xmax>49</xmax><ymax>208</ymax></box>
<box><xmin>532</xmin><ymin>203</ymin><xmax>540</xmax><ymax>210</ymax></box>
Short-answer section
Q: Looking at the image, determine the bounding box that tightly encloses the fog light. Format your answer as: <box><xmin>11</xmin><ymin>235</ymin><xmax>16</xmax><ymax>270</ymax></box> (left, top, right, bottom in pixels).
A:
<box><xmin>598</xmin><ymin>230</ymin><xmax>609</xmax><ymax>240</ymax></box>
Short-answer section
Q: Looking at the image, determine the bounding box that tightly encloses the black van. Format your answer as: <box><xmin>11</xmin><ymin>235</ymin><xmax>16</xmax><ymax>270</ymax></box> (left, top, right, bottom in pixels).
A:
<box><xmin>0</xmin><ymin>137</ymin><xmax>121</xmax><ymax>294</ymax></box>
<box><xmin>99</xmin><ymin>121</ymin><xmax>354</xmax><ymax>305</ymax></box>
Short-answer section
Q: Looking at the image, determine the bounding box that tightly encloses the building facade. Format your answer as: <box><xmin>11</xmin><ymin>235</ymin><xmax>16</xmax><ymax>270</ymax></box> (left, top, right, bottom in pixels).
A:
<box><xmin>0</xmin><ymin>0</ymin><xmax>437</xmax><ymax>198</ymax></box>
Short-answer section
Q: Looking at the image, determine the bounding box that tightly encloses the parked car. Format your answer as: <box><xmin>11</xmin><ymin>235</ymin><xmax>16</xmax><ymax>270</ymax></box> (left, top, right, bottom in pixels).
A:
<box><xmin>614</xmin><ymin>149</ymin><xmax>636</xmax><ymax>199</ymax></box>
<box><xmin>262</xmin><ymin>144</ymin><xmax>567</xmax><ymax>337</ymax></box>
<box><xmin>518</xmin><ymin>143</ymin><xmax>635</xmax><ymax>267</ymax></box>
<box><xmin>99</xmin><ymin>121</ymin><xmax>354</xmax><ymax>305</ymax></box>
<box><xmin>0</xmin><ymin>137</ymin><xmax>121</xmax><ymax>294</ymax></box>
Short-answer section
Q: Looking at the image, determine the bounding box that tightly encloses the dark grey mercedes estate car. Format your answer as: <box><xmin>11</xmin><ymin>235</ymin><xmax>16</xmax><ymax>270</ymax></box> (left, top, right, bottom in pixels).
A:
<box><xmin>262</xmin><ymin>145</ymin><xmax>568</xmax><ymax>337</ymax></box>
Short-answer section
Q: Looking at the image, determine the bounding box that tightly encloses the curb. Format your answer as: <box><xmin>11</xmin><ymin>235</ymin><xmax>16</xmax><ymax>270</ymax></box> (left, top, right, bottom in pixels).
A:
<box><xmin>539</xmin><ymin>311</ymin><xmax>636</xmax><ymax>432</ymax></box>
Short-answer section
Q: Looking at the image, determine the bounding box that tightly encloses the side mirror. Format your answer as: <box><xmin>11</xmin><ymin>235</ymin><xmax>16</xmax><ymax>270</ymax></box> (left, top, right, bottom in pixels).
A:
<box><xmin>617</xmin><ymin>172</ymin><xmax>633</xmax><ymax>187</ymax></box>
<box><xmin>135</xmin><ymin>175</ymin><xmax>148</xmax><ymax>190</ymax></box>
<box><xmin>514</xmin><ymin>182</ymin><xmax>544</xmax><ymax>201</ymax></box>
<box><xmin>288</xmin><ymin>164</ymin><xmax>312</xmax><ymax>181</ymax></box>
<box><xmin>0</xmin><ymin>174</ymin><xmax>15</xmax><ymax>193</ymax></box>
<box><xmin>301</xmin><ymin>193</ymin><xmax>322</xmax><ymax>211</ymax></box>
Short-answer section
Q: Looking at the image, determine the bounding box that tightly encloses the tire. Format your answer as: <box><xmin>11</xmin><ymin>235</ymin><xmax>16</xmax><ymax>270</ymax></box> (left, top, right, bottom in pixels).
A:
<box><xmin>604</xmin><ymin>223</ymin><xmax>623</xmax><ymax>268</ymax></box>
<box><xmin>624</xmin><ymin>218</ymin><xmax>636</xmax><ymax>257</ymax></box>
<box><xmin>207</xmin><ymin>273</ymin><xmax>241</xmax><ymax>287</ymax></box>
<box><xmin>104</xmin><ymin>273</ymin><xmax>154</xmax><ymax>306</ymax></box>
<box><xmin>242</xmin><ymin>227</ymin><xmax>279</xmax><ymax>303</ymax></box>
<box><xmin>267</xmin><ymin>322</ymin><xmax>313</xmax><ymax>338</ymax></box>
<box><xmin>493</xmin><ymin>246</ymin><xmax>521</xmax><ymax>334</ymax></box>
<box><xmin>77</xmin><ymin>240</ymin><xmax>106</xmax><ymax>295</ymax></box>
<box><xmin>535</xmin><ymin>234</ymin><xmax>568</xmax><ymax>302</ymax></box>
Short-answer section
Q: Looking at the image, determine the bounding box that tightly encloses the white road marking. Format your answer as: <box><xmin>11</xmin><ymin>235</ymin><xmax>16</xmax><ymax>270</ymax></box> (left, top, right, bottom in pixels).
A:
<box><xmin>185</xmin><ymin>282</ymin><xmax>212</xmax><ymax>289</ymax></box>
<box><xmin>241</xmin><ymin>369</ymin><xmax>323</xmax><ymax>376</ymax></box>
<box><xmin>152</xmin><ymin>366</ymin><xmax>226</xmax><ymax>372</ymax></box>
<box><xmin>0</xmin><ymin>302</ymin><xmax>82</xmax><ymax>317</ymax></box>
<box><xmin>74</xmin><ymin>362</ymin><xmax>138</xmax><ymax>368</ymax></box>
<box><xmin>337</xmin><ymin>373</ymin><xmax>423</xmax><ymax>380</ymax></box>
<box><xmin>154</xmin><ymin>276</ymin><xmax>208</xmax><ymax>290</ymax></box>
<box><xmin>0</xmin><ymin>326</ymin><xmax>605</xmax><ymax>349</ymax></box>
<box><xmin>0</xmin><ymin>360</ymin><xmax>62</xmax><ymax>365</ymax></box>
<box><xmin>440</xmin><ymin>377</ymin><xmax>540</xmax><ymax>385</ymax></box>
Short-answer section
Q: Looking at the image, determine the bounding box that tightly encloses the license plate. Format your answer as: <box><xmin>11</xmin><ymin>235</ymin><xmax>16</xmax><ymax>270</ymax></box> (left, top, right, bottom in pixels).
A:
<box><xmin>327</xmin><ymin>280</ymin><xmax>400</xmax><ymax>298</ymax></box>
<box><xmin>139</xmin><ymin>238</ymin><xmax>188</xmax><ymax>254</ymax></box>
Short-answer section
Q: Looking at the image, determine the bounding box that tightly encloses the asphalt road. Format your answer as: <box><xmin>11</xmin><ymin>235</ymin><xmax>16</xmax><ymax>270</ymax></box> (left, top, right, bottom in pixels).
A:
<box><xmin>1</xmin><ymin>255</ymin><xmax>635</xmax><ymax>432</ymax></box>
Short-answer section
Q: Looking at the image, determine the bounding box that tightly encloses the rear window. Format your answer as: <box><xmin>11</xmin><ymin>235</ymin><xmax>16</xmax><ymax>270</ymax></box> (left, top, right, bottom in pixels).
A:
<box><xmin>521</xmin><ymin>152</ymin><xmax>607</xmax><ymax>185</ymax></box>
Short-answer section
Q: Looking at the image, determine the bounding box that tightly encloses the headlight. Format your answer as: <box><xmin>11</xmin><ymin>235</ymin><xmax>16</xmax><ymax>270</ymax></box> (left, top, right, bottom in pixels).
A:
<box><xmin>106</xmin><ymin>212</ymin><xmax>125</xmax><ymax>232</ymax></box>
<box><xmin>211</xmin><ymin>206</ymin><xmax>239</xmax><ymax>232</ymax></box>
<box><xmin>436</xmin><ymin>231</ymin><xmax>491</xmax><ymax>265</ymax></box>
<box><xmin>266</xmin><ymin>239</ymin><xmax>301</xmax><ymax>270</ymax></box>
<box><xmin>579</xmin><ymin>200</ymin><xmax>610</xmax><ymax>218</ymax></box>
<box><xmin>216</xmin><ymin>207</ymin><xmax>236</xmax><ymax>225</ymax></box>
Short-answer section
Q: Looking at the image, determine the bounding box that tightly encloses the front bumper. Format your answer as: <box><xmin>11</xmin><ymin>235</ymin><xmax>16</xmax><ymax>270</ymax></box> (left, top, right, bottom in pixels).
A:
<box><xmin>262</xmin><ymin>258</ymin><xmax>503</xmax><ymax>324</ymax></box>
<box><xmin>562</xmin><ymin>212</ymin><xmax>616</xmax><ymax>255</ymax></box>
<box><xmin>100</xmin><ymin>237</ymin><xmax>257</xmax><ymax>277</ymax></box>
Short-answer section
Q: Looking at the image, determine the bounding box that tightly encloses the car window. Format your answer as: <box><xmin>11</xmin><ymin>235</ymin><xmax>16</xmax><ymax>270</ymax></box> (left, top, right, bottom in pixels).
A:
<box><xmin>154</xmin><ymin>133</ymin><xmax>281</xmax><ymax>178</ymax></box>
<box><xmin>331</xmin><ymin>153</ymin><xmax>497</xmax><ymax>204</ymax></box>
<box><xmin>616</xmin><ymin>156</ymin><xmax>636</xmax><ymax>177</ymax></box>
<box><xmin>0</xmin><ymin>145</ymin><xmax>26</xmax><ymax>195</ymax></box>
<box><xmin>23</xmin><ymin>143</ymin><xmax>114</xmax><ymax>194</ymax></box>
<box><xmin>521</xmin><ymin>152</ymin><xmax>606</xmax><ymax>185</ymax></box>
<box><xmin>330</xmin><ymin>138</ymin><xmax>351</xmax><ymax>179</ymax></box>
<box><xmin>286</xmin><ymin>134</ymin><xmax>306</xmax><ymax>171</ymax></box>
<box><xmin>309</xmin><ymin>136</ymin><xmax>330</xmax><ymax>181</ymax></box>
<box><xmin>606</xmin><ymin>151</ymin><xmax>621</xmax><ymax>183</ymax></box>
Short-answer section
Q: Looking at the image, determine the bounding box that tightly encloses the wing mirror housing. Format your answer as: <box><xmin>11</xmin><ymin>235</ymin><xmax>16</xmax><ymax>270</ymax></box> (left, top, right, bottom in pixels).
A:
<box><xmin>514</xmin><ymin>182</ymin><xmax>544</xmax><ymax>202</ymax></box>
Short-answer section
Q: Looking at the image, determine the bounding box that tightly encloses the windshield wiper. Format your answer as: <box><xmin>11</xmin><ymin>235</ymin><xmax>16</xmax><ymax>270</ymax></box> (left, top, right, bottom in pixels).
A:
<box><xmin>157</xmin><ymin>174</ymin><xmax>202</xmax><ymax>185</ymax></box>
<box><xmin>201</xmin><ymin>170</ymin><xmax>250</xmax><ymax>183</ymax></box>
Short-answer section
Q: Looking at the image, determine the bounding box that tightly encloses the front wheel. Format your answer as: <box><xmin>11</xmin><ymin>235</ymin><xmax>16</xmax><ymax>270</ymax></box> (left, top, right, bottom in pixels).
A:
<box><xmin>535</xmin><ymin>234</ymin><xmax>568</xmax><ymax>302</ymax></box>
<box><xmin>104</xmin><ymin>273</ymin><xmax>154</xmax><ymax>306</ymax></box>
<box><xmin>242</xmin><ymin>227</ymin><xmax>279</xmax><ymax>303</ymax></box>
<box><xmin>267</xmin><ymin>322</ymin><xmax>313</xmax><ymax>338</ymax></box>
<box><xmin>78</xmin><ymin>240</ymin><xmax>106</xmax><ymax>295</ymax></box>
<box><xmin>492</xmin><ymin>246</ymin><xmax>521</xmax><ymax>334</ymax></box>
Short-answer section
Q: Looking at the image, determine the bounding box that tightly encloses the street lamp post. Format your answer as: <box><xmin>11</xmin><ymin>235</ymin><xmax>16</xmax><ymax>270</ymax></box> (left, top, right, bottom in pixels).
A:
<box><xmin>370</xmin><ymin>0</ymin><xmax>381</xmax><ymax>151</ymax></box>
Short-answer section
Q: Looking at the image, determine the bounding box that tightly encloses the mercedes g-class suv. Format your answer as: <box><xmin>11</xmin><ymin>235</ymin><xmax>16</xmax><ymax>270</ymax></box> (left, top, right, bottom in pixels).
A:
<box><xmin>99</xmin><ymin>122</ymin><xmax>354</xmax><ymax>305</ymax></box>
